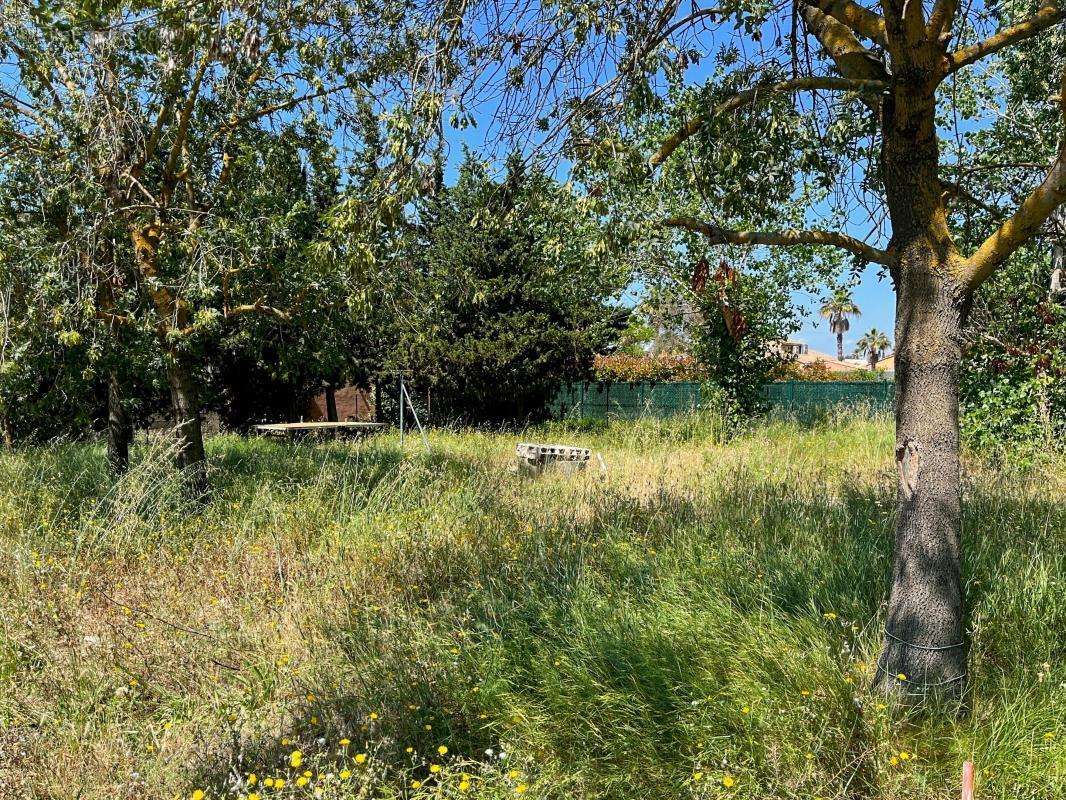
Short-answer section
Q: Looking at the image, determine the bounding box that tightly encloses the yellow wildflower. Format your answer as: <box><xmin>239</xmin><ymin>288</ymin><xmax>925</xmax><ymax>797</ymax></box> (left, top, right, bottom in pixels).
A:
<box><xmin>411</xmin><ymin>780</ymin><xmax>422</xmax><ymax>789</ymax></box>
<box><xmin>339</xmin><ymin>738</ymin><xmax>350</xmax><ymax>747</ymax></box>
<box><xmin>722</xmin><ymin>775</ymin><xmax>735</xmax><ymax>788</ymax></box>
<box><xmin>247</xmin><ymin>774</ymin><xmax>257</xmax><ymax>786</ymax></box>
<box><xmin>459</xmin><ymin>779</ymin><xmax>471</xmax><ymax>792</ymax></box>
<box><xmin>290</xmin><ymin>750</ymin><xmax>303</xmax><ymax>768</ymax></box>
<box><xmin>693</xmin><ymin>772</ymin><xmax>703</xmax><ymax>782</ymax></box>
<box><xmin>191</xmin><ymin>791</ymin><xmax>205</xmax><ymax>800</ymax></box>
<box><xmin>296</xmin><ymin>776</ymin><xmax>309</xmax><ymax>788</ymax></box>
<box><xmin>339</xmin><ymin>769</ymin><xmax>351</xmax><ymax>780</ymax></box>
<box><xmin>369</xmin><ymin>712</ymin><xmax>379</xmax><ymax>720</ymax></box>
<box><xmin>897</xmin><ymin>673</ymin><xmax>907</xmax><ymax>681</ymax></box>
<box><xmin>355</xmin><ymin>753</ymin><xmax>367</xmax><ymax>764</ymax></box>
<box><xmin>430</xmin><ymin>764</ymin><xmax>442</xmax><ymax>774</ymax></box>
<box><xmin>515</xmin><ymin>784</ymin><xmax>528</xmax><ymax>794</ymax></box>
<box><xmin>247</xmin><ymin>794</ymin><xmax>260</xmax><ymax>800</ymax></box>
<box><xmin>508</xmin><ymin>770</ymin><xmax>520</xmax><ymax>780</ymax></box>
<box><xmin>438</xmin><ymin>745</ymin><xmax>448</xmax><ymax>755</ymax></box>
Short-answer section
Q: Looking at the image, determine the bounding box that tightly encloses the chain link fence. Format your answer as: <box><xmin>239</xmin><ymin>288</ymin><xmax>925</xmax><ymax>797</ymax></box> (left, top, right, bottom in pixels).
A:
<box><xmin>549</xmin><ymin>380</ymin><xmax>894</xmax><ymax>419</ymax></box>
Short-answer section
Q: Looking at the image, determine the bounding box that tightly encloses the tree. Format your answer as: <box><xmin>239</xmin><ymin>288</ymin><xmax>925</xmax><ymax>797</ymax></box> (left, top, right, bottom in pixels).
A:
<box><xmin>820</xmin><ymin>289</ymin><xmax>862</xmax><ymax>361</ymax></box>
<box><xmin>855</xmin><ymin>328</ymin><xmax>891</xmax><ymax>371</ymax></box>
<box><xmin>403</xmin><ymin>0</ymin><xmax>1066</xmax><ymax>698</ymax></box>
<box><xmin>1</xmin><ymin>1</ymin><xmax>401</xmax><ymax>487</ymax></box>
<box><xmin>394</xmin><ymin>153</ymin><xmax>629</xmax><ymax>424</ymax></box>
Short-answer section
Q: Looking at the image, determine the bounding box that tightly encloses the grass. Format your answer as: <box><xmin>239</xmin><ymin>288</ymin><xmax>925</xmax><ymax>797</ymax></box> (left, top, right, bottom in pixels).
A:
<box><xmin>0</xmin><ymin>412</ymin><xmax>1062</xmax><ymax>799</ymax></box>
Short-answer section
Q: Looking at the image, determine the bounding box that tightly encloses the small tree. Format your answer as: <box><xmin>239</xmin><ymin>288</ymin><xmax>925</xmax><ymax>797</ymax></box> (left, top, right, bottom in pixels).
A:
<box><xmin>820</xmin><ymin>290</ymin><xmax>862</xmax><ymax>362</ymax></box>
<box><xmin>855</xmin><ymin>328</ymin><xmax>891</xmax><ymax>371</ymax></box>
<box><xmin>395</xmin><ymin>153</ymin><xmax>630</xmax><ymax>423</ymax></box>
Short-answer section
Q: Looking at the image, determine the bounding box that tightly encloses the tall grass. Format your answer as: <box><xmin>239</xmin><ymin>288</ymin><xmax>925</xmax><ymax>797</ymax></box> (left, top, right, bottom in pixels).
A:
<box><xmin>0</xmin><ymin>417</ymin><xmax>1061</xmax><ymax>799</ymax></box>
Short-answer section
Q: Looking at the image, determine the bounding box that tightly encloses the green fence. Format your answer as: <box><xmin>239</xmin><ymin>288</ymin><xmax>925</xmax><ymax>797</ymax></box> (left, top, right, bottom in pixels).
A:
<box><xmin>549</xmin><ymin>380</ymin><xmax>894</xmax><ymax>419</ymax></box>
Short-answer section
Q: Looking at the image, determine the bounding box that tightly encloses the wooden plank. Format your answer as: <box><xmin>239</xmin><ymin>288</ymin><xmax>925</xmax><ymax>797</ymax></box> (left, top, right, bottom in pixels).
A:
<box><xmin>254</xmin><ymin>421</ymin><xmax>387</xmax><ymax>434</ymax></box>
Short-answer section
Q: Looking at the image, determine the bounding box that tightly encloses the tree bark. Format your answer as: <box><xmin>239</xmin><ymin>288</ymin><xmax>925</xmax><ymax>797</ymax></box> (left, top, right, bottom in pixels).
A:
<box><xmin>325</xmin><ymin>383</ymin><xmax>339</xmax><ymax>422</ymax></box>
<box><xmin>106</xmin><ymin>371</ymin><xmax>132</xmax><ymax>475</ymax></box>
<box><xmin>836</xmin><ymin>331</ymin><xmax>845</xmax><ymax>361</ymax></box>
<box><xmin>876</xmin><ymin>76</ymin><xmax>970</xmax><ymax>697</ymax></box>
<box><xmin>878</xmin><ymin>258</ymin><xmax>970</xmax><ymax>697</ymax></box>
<box><xmin>166</xmin><ymin>354</ymin><xmax>208</xmax><ymax>493</ymax></box>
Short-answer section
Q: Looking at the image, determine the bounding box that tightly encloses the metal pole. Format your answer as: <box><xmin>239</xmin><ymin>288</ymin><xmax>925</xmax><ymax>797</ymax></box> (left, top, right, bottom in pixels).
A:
<box><xmin>402</xmin><ymin>382</ymin><xmax>431</xmax><ymax>452</ymax></box>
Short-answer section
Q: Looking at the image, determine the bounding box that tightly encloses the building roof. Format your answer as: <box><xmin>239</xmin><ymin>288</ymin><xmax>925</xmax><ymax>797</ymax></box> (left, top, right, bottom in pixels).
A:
<box><xmin>794</xmin><ymin>349</ymin><xmax>859</xmax><ymax>373</ymax></box>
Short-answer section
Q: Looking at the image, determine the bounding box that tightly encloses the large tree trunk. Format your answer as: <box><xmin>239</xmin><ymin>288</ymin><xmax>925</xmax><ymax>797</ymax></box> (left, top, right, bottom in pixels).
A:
<box><xmin>836</xmin><ymin>331</ymin><xmax>844</xmax><ymax>361</ymax></box>
<box><xmin>876</xmin><ymin>76</ymin><xmax>970</xmax><ymax>697</ymax></box>
<box><xmin>878</xmin><ymin>258</ymin><xmax>969</xmax><ymax>697</ymax></box>
<box><xmin>107</xmin><ymin>371</ymin><xmax>132</xmax><ymax>475</ymax></box>
<box><xmin>166</xmin><ymin>354</ymin><xmax>208</xmax><ymax>493</ymax></box>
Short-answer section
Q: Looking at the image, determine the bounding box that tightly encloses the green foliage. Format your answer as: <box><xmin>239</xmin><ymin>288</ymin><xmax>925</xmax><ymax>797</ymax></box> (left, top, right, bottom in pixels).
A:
<box><xmin>396</xmin><ymin>153</ymin><xmax>630</xmax><ymax>424</ymax></box>
<box><xmin>691</xmin><ymin>267</ymin><xmax>798</xmax><ymax>415</ymax></box>
<box><xmin>960</xmin><ymin>248</ymin><xmax>1066</xmax><ymax>450</ymax></box>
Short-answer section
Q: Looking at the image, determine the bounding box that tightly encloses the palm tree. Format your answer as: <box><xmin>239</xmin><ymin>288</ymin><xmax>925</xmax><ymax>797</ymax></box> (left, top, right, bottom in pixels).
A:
<box><xmin>855</xmin><ymin>328</ymin><xmax>891</xmax><ymax>371</ymax></box>
<box><xmin>819</xmin><ymin>289</ymin><xmax>861</xmax><ymax>361</ymax></box>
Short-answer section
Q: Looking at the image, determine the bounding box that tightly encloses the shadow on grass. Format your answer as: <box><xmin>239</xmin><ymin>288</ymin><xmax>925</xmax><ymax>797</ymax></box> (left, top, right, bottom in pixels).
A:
<box><xmin>184</xmin><ymin>460</ymin><xmax>1061</xmax><ymax>800</ymax></box>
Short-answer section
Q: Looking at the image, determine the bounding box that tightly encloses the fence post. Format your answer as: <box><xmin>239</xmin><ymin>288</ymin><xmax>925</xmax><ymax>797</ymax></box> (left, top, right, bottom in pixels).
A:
<box><xmin>961</xmin><ymin>761</ymin><xmax>974</xmax><ymax>800</ymax></box>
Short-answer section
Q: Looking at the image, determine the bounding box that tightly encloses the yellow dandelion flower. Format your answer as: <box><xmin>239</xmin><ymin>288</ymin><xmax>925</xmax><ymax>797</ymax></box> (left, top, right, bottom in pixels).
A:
<box><xmin>339</xmin><ymin>738</ymin><xmax>350</xmax><ymax>747</ymax></box>
<box><xmin>508</xmin><ymin>770</ymin><xmax>520</xmax><ymax>780</ymax></box>
<box><xmin>899</xmin><ymin>751</ymin><xmax>910</xmax><ymax>761</ymax></box>
<box><xmin>263</xmin><ymin>778</ymin><xmax>275</xmax><ymax>788</ymax></box>
<box><xmin>800</xmin><ymin>689</ymin><xmax>810</xmax><ymax>696</ymax></box>
<box><xmin>355</xmin><ymin>753</ymin><xmax>367</xmax><ymax>764</ymax></box>
<box><xmin>247</xmin><ymin>774</ymin><xmax>257</xmax><ymax>786</ymax></box>
<box><xmin>741</xmin><ymin>706</ymin><xmax>751</xmax><ymax>715</ymax></box>
<box><xmin>889</xmin><ymin>757</ymin><xmax>899</xmax><ymax>766</ymax></box>
<box><xmin>823</xmin><ymin>612</ymin><xmax>837</xmax><ymax>620</ymax></box>
<box><xmin>340</xmin><ymin>769</ymin><xmax>351</xmax><ymax>780</ymax></box>
<box><xmin>247</xmin><ymin>794</ymin><xmax>260</xmax><ymax>800</ymax></box>
<box><xmin>411</xmin><ymin>780</ymin><xmax>422</xmax><ymax>789</ymax></box>
<box><xmin>405</xmin><ymin>747</ymin><xmax>414</xmax><ymax>754</ymax></box>
<box><xmin>369</xmin><ymin>712</ymin><xmax>379</xmax><ymax>720</ymax></box>
<box><xmin>290</xmin><ymin>750</ymin><xmax>303</xmax><ymax>768</ymax></box>
<box><xmin>896</xmin><ymin>673</ymin><xmax>907</xmax><ymax>681</ymax></box>
<box><xmin>191</xmin><ymin>791</ymin><xmax>205</xmax><ymax>800</ymax></box>
<box><xmin>274</xmin><ymin>778</ymin><xmax>285</xmax><ymax>789</ymax></box>
<box><xmin>302</xmin><ymin>771</ymin><xmax>312</xmax><ymax>778</ymax></box>
<box><xmin>1044</xmin><ymin>732</ymin><xmax>1055</xmax><ymax>740</ymax></box>
<box><xmin>430</xmin><ymin>764</ymin><xmax>442</xmax><ymax>774</ymax></box>
<box><xmin>296</xmin><ymin>776</ymin><xmax>309</xmax><ymax>788</ymax></box>
<box><xmin>310</xmin><ymin>716</ymin><xmax>319</xmax><ymax>725</ymax></box>
<box><xmin>692</xmin><ymin>772</ymin><xmax>704</xmax><ymax>782</ymax></box>
<box><xmin>459</xmin><ymin>779</ymin><xmax>471</xmax><ymax>792</ymax></box>
<box><xmin>424</xmin><ymin>724</ymin><xmax>432</xmax><ymax>730</ymax></box>
<box><xmin>722</xmin><ymin>775</ymin><xmax>735</xmax><ymax>788</ymax></box>
<box><xmin>438</xmin><ymin>746</ymin><xmax>448</xmax><ymax>755</ymax></box>
<box><xmin>515</xmin><ymin>784</ymin><xmax>528</xmax><ymax>794</ymax></box>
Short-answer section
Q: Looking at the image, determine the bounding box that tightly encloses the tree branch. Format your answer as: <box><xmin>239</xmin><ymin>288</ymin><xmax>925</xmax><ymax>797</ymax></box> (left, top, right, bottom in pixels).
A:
<box><xmin>927</xmin><ymin>0</ymin><xmax>959</xmax><ymax>44</ymax></box>
<box><xmin>947</xmin><ymin>2</ymin><xmax>1064</xmax><ymax>73</ymax></box>
<box><xmin>804</xmin><ymin>0</ymin><xmax>887</xmax><ymax>46</ymax></box>
<box><xmin>962</xmin><ymin>70</ymin><xmax>1066</xmax><ymax>288</ymax></box>
<box><xmin>662</xmin><ymin>216</ymin><xmax>896</xmax><ymax>264</ymax></box>
<box><xmin>649</xmin><ymin>76</ymin><xmax>887</xmax><ymax>168</ymax></box>
<box><xmin>225</xmin><ymin>300</ymin><xmax>292</xmax><ymax>323</ymax></box>
<box><xmin>798</xmin><ymin>5</ymin><xmax>888</xmax><ymax>112</ymax></box>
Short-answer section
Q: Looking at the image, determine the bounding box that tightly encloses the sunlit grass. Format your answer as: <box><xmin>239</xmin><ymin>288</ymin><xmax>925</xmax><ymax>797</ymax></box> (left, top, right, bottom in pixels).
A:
<box><xmin>0</xmin><ymin>413</ymin><xmax>1061</xmax><ymax>799</ymax></box>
